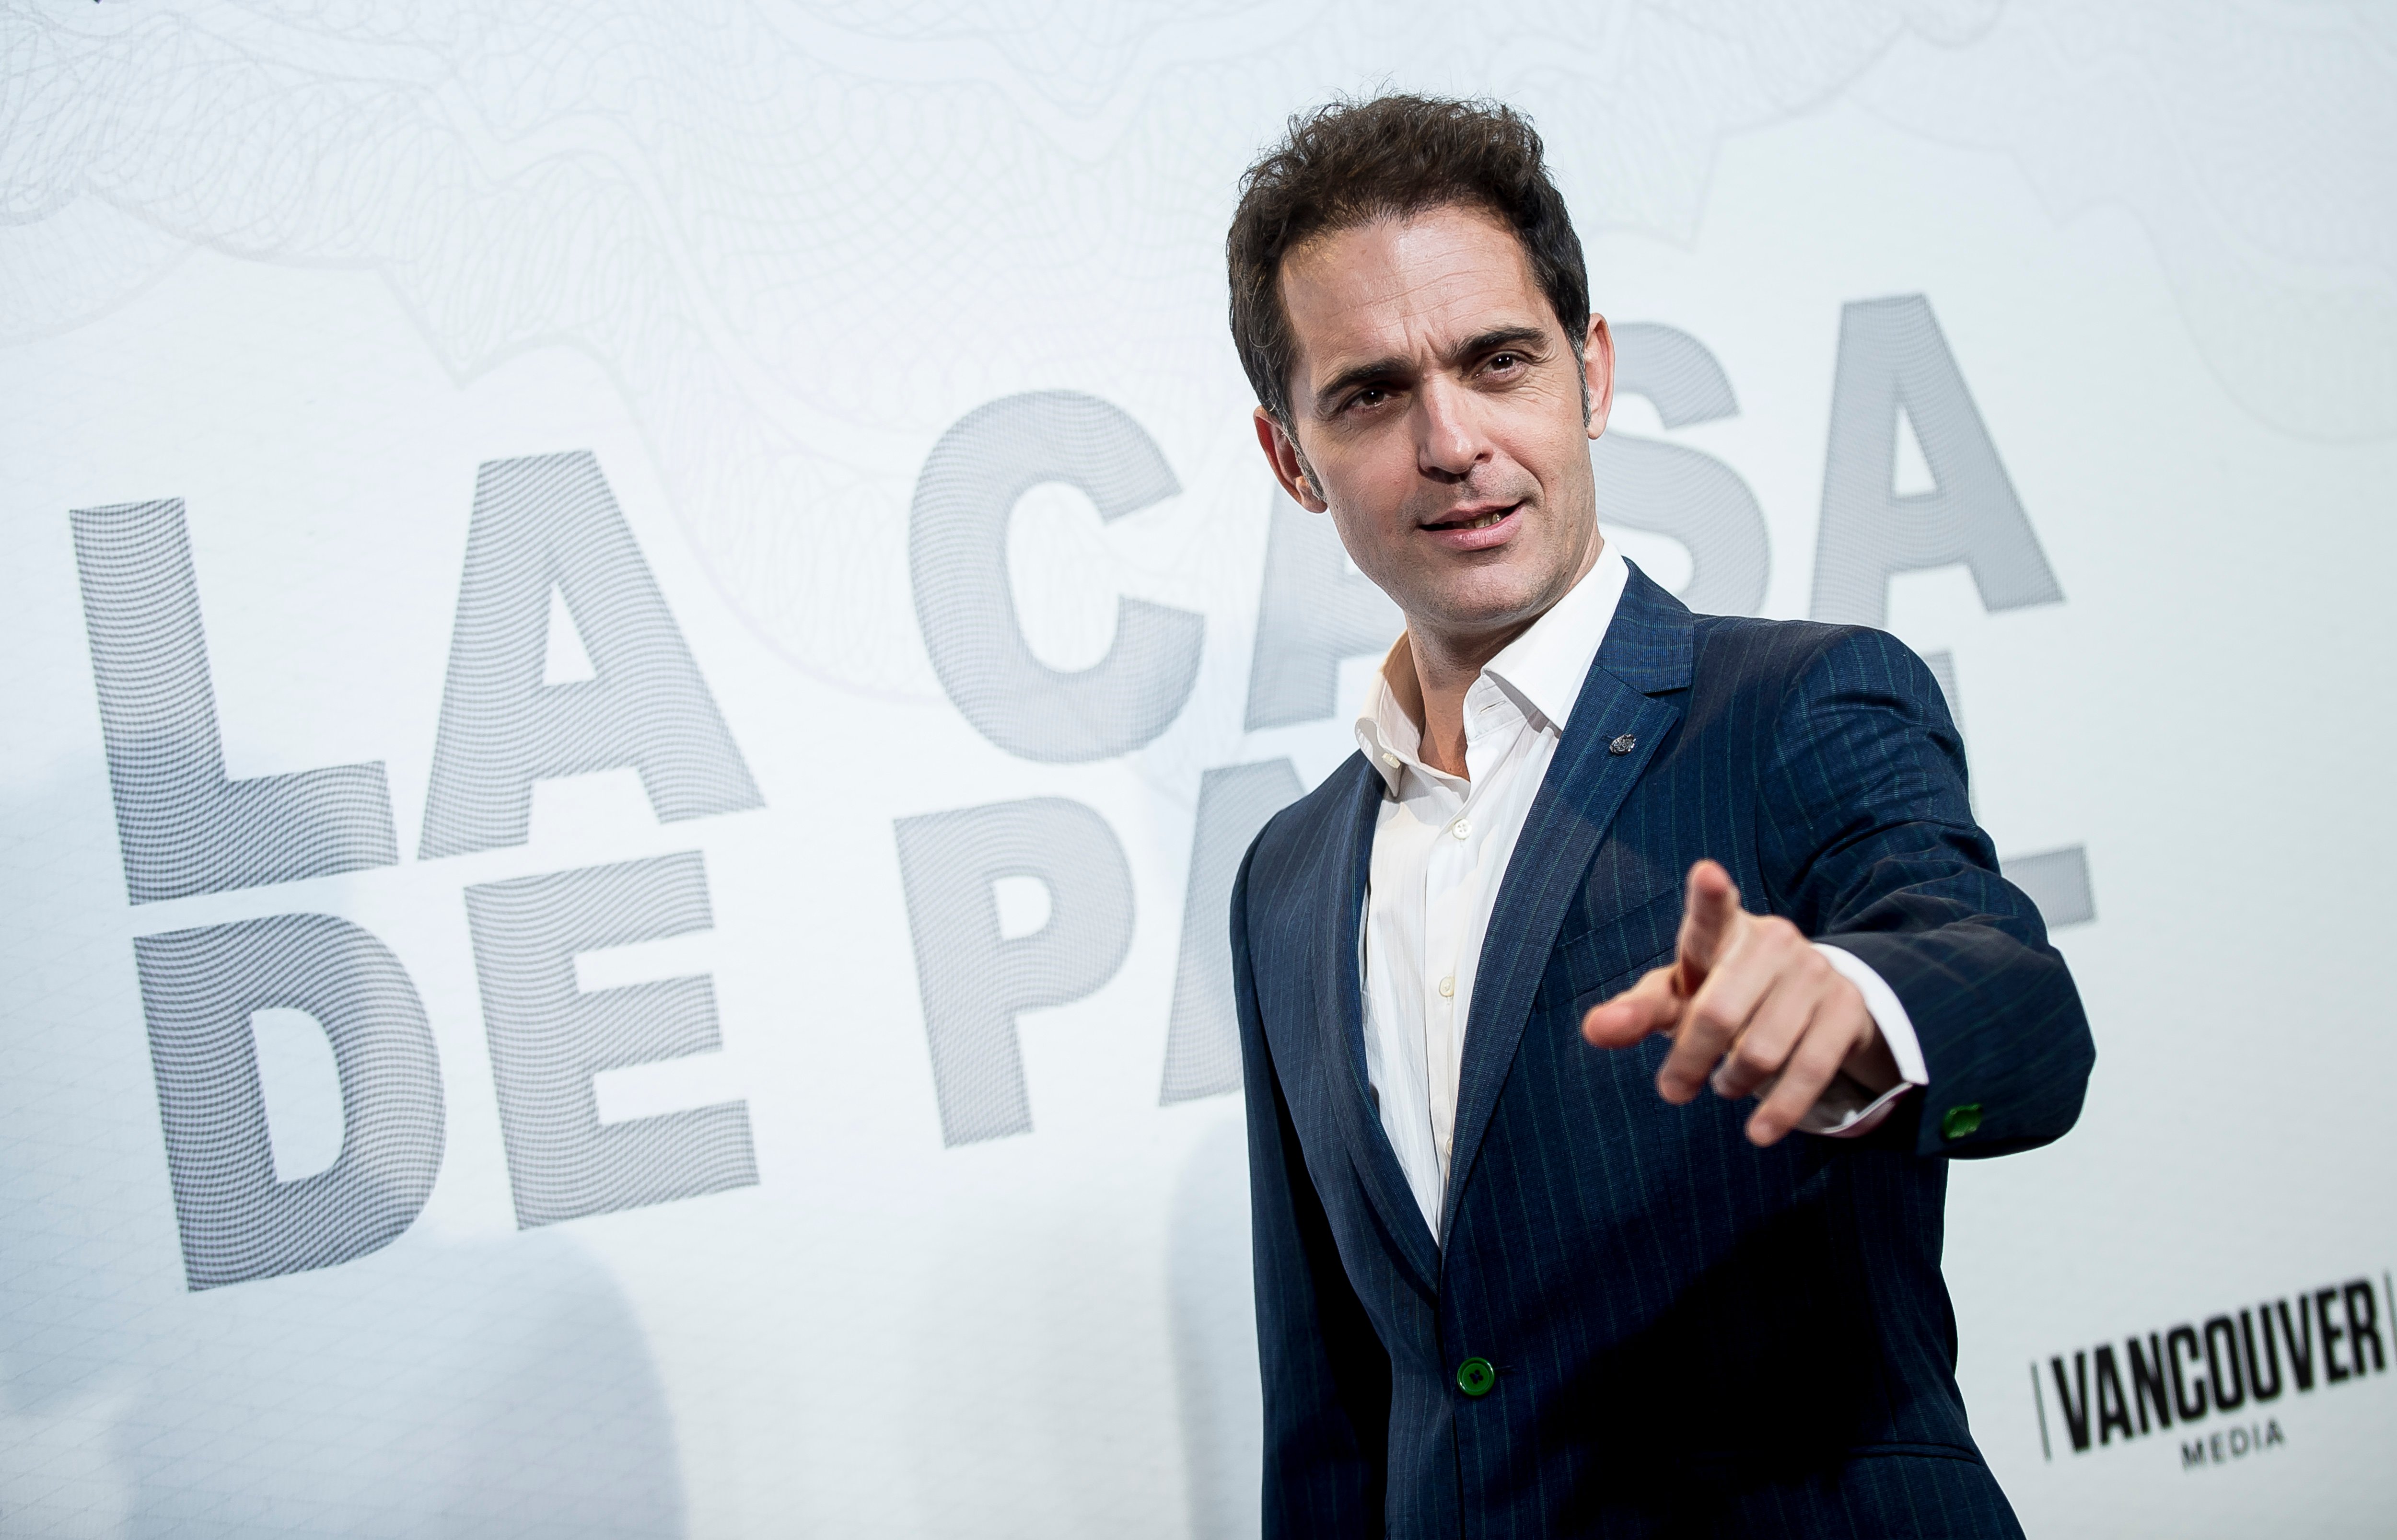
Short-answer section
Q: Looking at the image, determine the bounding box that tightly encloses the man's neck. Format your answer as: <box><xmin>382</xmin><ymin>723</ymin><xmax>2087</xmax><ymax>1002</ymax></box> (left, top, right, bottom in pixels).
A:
<box><xmin>1394</xmin><ymin>534</ymin><xmax>1605</xmax><ymax>779</ymax></box>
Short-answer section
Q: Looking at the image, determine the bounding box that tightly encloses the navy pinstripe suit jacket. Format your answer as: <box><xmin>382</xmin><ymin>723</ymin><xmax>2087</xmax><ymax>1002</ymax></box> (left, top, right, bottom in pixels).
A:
<box><xmin>1231</xmin><ymin>565</ymin><xmax>2094</xmax><ymax>1539</ymax></box>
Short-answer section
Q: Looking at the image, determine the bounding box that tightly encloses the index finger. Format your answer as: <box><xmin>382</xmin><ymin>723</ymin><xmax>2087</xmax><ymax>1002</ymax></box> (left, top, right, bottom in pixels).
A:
<box><xmin>1676</xmin><ymin>859</ymin><xmax>1742</xmax><ymax>986</ymax></box>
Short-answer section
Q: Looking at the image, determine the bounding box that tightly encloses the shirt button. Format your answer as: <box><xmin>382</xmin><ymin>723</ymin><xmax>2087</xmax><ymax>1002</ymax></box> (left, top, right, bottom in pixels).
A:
<box><xmin>1452</xmin><ymin>820</ymin><xmax>1471</xmax><ymax>840</ymax></box>
<box><xmin>1382</xmin><ymin>752</ymin><xmax>1400</xmax><ymax>768</ymax></box>
<box><xmin>1438</xmin><ymin>976</ymin><xmax>1455</xmax><ymax>997</ymax></box>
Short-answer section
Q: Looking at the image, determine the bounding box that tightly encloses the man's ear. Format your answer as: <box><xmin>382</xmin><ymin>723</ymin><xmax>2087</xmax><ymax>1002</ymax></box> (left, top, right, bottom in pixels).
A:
<box><xmin>1582</xmin><ymin>313</ymin><xmax>1616</xmax><ymax>441</ymax></box>
<box><xmin>1253</xmin><ymin>407</ymin><xmax>1329</xmax><ymax>513</ymax></box>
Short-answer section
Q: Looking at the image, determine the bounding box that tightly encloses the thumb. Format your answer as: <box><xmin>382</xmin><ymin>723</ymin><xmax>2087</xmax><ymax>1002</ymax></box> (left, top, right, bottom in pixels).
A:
<box><xmin>1581</xmin><ymin>966</ymin><xmax>1682</xmax><ymax>1049</ymax></box>
<box><xmin>1676</xmin><ymin>859</ymin><xmax>1742</xmax><ymax>985</ymax></box>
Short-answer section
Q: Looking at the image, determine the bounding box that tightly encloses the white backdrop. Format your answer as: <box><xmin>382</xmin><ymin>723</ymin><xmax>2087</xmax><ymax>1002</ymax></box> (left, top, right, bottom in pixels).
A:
<box><xmin>4</xmin><ymin>3</ymin><xmax>2395</xmax><ymax>1536</ymax></box>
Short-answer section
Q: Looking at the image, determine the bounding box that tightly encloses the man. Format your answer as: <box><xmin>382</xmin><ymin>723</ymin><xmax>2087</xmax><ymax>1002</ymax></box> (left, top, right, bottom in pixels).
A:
<box><xmin>1225</xmin><ymin>95</ymin><xmax>2093</xmax><ymax>1538</ymax></box>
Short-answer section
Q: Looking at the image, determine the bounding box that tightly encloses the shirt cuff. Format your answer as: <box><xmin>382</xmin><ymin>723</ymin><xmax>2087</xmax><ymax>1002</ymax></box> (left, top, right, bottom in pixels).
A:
<box><xmin>1796</xmin><ymin>943</ymin><xmax>1929</xmax><ymax>1138</ymax></box>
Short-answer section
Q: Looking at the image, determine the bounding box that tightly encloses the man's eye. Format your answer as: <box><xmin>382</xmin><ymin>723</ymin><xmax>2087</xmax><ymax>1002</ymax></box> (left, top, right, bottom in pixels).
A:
<box><xmin>1350</xmin><ymin>387</ymin><xmax>1388</xmax><ymax>410</ymax></box>
<box><xmin>1487</xmin><ymin>352</ymin><xmax>1524</xmax><ymax>373</ymax></box>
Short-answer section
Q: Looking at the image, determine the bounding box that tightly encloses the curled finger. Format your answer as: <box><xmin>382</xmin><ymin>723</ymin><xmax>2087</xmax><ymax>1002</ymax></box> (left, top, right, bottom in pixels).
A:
<box><xmin>1710</xmin><ymin>977</ymin><xmax>1820</xmax><ymax>1102</ymax></box>
<box><xmin>1745</xmin><ymin>1010</ymin><xmax>1862</xmax><ymax>1146</ymax></box>
<box><xmin>1656</xmin><ymin>964</ymin><xmax>1764</xmax><ymax>1105</ymax></box>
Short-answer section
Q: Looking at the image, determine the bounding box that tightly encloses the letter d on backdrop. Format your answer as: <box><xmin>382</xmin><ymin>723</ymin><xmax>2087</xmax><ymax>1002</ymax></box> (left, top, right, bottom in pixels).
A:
<box><xmin>132</xmin><ymin>915</ymin><xmax>444</xmax><ymax>1290</ymax></box>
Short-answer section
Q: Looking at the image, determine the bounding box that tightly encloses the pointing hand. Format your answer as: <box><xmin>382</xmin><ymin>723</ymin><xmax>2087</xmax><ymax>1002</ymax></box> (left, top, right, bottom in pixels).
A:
<box><xmin>1578</xmin><ymin>860</ymin><xmax>1900</xmax><ymax>1146</ymax></box>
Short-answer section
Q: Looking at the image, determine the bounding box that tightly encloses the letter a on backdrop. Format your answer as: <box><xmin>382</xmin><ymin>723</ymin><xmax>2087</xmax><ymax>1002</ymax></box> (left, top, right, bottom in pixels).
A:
<box><xmin>1810</xmin><ymin>295</ymin><xmax>2063</xmax><ymax>628</ymax></box>
<box><xmin>419</xmin><ymin>452</ymin><xmax>762</xmax><ymax>858</ymax></box>
<box><xmin>1242</xmin><ymin>492</ymin><xmax>1402</xmax><ymax>731</ymax></box>
<box><xmin>1158</xmin><ymin>759</ymin><xmax>1303</xmax><ymax>1103</ymax></box>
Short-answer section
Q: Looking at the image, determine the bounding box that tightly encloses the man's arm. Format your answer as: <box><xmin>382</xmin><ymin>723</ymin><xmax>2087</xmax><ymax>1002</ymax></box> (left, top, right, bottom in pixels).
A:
<box><xmin>1231</xmin><ymin>844</ymin><xmax>1389</xmax><ymax>1538</ymax></box>
<box><xmin>1582</xmin><ymin>626</ymin><xmax>2093</xmax><ymax>1157</ymax></box>
<box><xmin>1755</xmin><ymin>625</ymin><xmax>2092</xmax><ymax>1157</ymax></box>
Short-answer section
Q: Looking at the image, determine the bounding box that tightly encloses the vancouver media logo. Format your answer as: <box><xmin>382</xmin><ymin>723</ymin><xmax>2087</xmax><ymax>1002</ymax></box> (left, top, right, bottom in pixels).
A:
<box><xmin>2035</xmin><ymin>1271</ymin><xmax>2391</xmax><ymax>1471</ymax></box>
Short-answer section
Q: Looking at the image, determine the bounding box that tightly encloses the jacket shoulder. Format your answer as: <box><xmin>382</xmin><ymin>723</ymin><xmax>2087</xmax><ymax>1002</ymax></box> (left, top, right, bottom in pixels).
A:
<box><xmin>1687</xmin><ymin>611</ymin><xmax>1916</xmax><ymax>678</ymax></box>
<box><xmin>1239</xmin><ymin>752</ymin><xmax>1374</xmax><ymax>908</ymax></box>
<box><xmin>1687</xmin><ymin>613</ymin><xmax>1941</xmax><ymax>707</ymax></box>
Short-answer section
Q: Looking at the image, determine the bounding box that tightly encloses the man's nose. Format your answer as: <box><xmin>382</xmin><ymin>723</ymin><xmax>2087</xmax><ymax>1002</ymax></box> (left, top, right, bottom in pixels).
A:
<box><xmin>1415</xmin><ymin>377</ymin><xmax>1489</xmax><ymax>483</ymax></box>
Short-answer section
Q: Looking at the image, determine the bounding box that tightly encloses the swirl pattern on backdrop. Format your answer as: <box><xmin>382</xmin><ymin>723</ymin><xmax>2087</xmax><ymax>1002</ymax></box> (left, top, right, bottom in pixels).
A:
<box><xmin>11</xmin><ymin>0</ymin><xmax>2386</xmax><ymax>702</ymax></box>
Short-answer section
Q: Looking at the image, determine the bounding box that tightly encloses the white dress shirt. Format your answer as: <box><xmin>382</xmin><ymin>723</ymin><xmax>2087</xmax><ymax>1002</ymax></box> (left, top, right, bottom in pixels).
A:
<box><xmin>1356</xmin><ymin>544</ymin><xmax>1929</xmax><ymax>1234</ymax></box>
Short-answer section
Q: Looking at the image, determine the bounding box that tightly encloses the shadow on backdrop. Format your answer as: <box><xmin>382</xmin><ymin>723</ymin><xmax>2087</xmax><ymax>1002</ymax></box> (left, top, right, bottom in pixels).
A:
<box><xmin>0</xmin><ymin>764</ymin><xmax>687</xmax><ymax>1539</ymax></box>
<box><xmin>1171</xmin><ymin>1114</ymin><xmax>1263</xmax><ymax>1540</ymax></box>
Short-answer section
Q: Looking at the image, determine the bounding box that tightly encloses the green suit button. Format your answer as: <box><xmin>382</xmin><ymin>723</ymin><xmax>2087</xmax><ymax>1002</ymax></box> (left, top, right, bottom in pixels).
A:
<box><xmin>1456</xmin><ymin>1357</ymin><xmax>1497</xmax><ymax>1397</ymax></box>
<box><xmin>1940</xmin><ymin>1103</ymin><xmax>1983</xmax><ymax>1141</ymax></box>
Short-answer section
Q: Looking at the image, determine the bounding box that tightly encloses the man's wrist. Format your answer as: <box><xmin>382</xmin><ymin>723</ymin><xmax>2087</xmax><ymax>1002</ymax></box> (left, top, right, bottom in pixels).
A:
<box><xmin>1804</xmin><ymin>943</ymin><xmax>1929</xmax><ymax>1138</ymax></box>
<box><xmin>1839</xmin><ymin>1013</ymin><xmax>1903</xmax><ymax>1097</ymax></box>
<box><xmin>1812</xmin><ymin>942</ymin><xmax>1929</xmax><ymax>1086</ymax></box>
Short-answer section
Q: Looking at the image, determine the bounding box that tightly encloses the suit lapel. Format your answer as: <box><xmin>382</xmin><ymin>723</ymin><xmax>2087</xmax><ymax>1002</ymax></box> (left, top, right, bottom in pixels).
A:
<box><xmin>1305</xmin><ymin>754</ymin><xmax>1443</xmax><ymax>1295</ymax></box>
<box><xmin>1437</xmin><ymin>565</ymin><xmax>1696</xmax><ymax>1252</ymax></box>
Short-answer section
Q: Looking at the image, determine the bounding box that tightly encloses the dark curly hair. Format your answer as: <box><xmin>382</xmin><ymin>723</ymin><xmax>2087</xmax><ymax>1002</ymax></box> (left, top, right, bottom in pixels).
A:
<box><xmin>1227</xmin><ymin>94</ymin><xmax>1590</xmax><ymax>427</ymax></box>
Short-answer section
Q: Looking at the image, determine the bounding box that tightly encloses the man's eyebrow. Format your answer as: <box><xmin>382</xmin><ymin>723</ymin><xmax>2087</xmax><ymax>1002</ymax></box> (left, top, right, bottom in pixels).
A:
<box><xmin>1308</xmin><ymin>326</ymin><xmax>1554</xmax><ymax>418</ymax></box>
<box><xmin>1450</xmin><ymin>325</ymin><xmax>1549</xmax><ymax>363</ymax></box>
<box><xmin>1311</xmin><ymin>354</ymin><xmax>1413</xmax><ymax>418</ymax></box>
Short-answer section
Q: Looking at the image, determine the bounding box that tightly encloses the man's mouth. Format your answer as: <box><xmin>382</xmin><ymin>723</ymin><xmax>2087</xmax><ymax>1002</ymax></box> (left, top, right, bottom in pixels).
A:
<box><xmin>1425</xmin><ymin>503</ymin><xmax>1520</xmax><ymax>532</ymax></box>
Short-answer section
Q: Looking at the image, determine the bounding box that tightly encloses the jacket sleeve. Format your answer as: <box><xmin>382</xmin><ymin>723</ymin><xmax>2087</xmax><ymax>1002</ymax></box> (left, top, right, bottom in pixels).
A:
<box><xmin>1754</xmin><ymin>625</ymin><xmax>2095</xmax><ymax>1159</ymax></box>
<box><xmin>1230</xmin><ymin>839</ymin><xmax>1389</xmax><ymax>1539</ymax></box>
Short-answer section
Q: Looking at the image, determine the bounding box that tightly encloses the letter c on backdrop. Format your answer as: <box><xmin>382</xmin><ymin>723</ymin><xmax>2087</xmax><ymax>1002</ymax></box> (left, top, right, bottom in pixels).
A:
<box><xmin>910</xmin><ymin>392</ymin><xmax>1203</xmax><ymax>763</ymax></box>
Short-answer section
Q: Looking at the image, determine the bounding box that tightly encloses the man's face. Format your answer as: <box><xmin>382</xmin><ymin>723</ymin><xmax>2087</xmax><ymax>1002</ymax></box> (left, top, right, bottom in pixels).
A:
<box><xmin>1256</xmin><ymin>205</ymin><xmax>1613</xmax><ymax>652</ymax></box>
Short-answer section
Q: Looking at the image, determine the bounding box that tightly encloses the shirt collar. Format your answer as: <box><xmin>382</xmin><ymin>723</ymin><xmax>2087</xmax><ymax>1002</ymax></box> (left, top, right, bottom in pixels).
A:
<box><xmin>1355</xmin><ymin>541</ymin><xmax>1632</xmax><ymax>795</ymax></box>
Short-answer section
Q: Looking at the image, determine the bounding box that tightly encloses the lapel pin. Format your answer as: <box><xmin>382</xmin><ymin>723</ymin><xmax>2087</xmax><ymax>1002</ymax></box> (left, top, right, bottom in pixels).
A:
<box><xmin>1608</xmin><ymin>733</ymin><xmax>1637</xmax><ymax>755</ymax></box>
